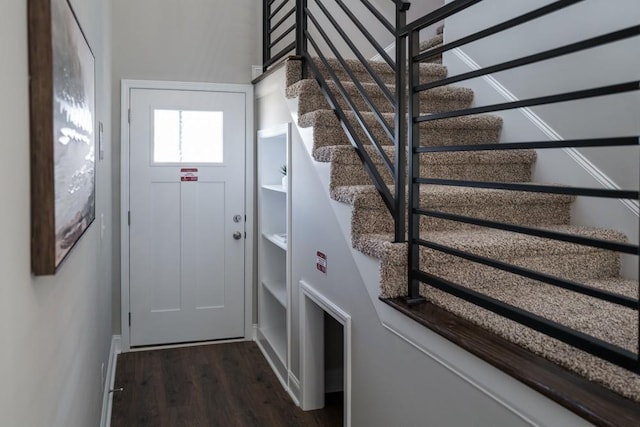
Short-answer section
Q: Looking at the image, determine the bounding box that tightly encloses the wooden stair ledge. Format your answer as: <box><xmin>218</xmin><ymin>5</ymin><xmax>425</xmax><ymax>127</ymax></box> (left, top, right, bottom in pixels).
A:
<box><xmin>382</xmin><ymin>297</ymin><xmax>640</xmax><ymax>427</ymax></box>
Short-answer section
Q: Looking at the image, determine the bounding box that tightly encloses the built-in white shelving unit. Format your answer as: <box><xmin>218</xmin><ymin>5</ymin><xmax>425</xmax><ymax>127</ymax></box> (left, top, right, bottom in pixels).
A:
<box><xmin>256</xmin><ymin>123</ymin><xmax>291</xmax><ymax>387</ymax></box>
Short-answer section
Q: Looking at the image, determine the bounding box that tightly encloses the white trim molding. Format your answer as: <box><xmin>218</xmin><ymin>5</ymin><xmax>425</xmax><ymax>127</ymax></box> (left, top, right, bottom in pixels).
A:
<box><xmin>299</xmin><ymin>280</ymin><xmax>352</xmax><ymax>427</ymax></box>
<box><xmin>100</xmin><ymin>335</ymin><xmax>122</xmax><ymax>427</ymax></box>
<box><xmin>288</xmin><ymin>372</ymin><xmax>301</xmax><ymax>406</ymax></box>
<box><xmin>120</xmin><ymin>80</ymin><xmax>255</xmax><ymax>352</ymax></box>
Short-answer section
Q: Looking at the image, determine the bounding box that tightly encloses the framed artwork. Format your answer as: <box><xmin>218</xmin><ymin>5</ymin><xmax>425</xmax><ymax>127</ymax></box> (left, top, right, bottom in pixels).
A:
<box><xmin>28</xmin><ymin>0</ymin><xmax>96</xmax><ymax>275</ymax></box>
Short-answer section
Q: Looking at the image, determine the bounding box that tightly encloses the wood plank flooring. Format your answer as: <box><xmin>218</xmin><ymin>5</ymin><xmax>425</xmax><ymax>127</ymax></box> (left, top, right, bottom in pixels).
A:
<box><xmin>111</xmin><ymin>341</ymin><xmax>342</xmax><ymax>426</ymax></box>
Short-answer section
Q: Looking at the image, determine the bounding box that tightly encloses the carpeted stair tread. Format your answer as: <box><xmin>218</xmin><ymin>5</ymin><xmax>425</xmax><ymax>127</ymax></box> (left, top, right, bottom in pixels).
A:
<box><xmin>332</xmin><ymin>184</ymin><xmax>573</xmax><ymax>210</ymax></box>
<box><xmin>327</xmin><ymin>145</ymin><xmax>536</xmax><ymax>187</ymax></box>
<box><xmin>423</xmin><ymin>277</ymin><xmax>640</xmax><ymax>402</ymax></box>
<box><xmin>312</xmin><ymin>57</ymin><xmax>448</xmax><ymax>85</ymax></box>
<box><xmin>300</xmin><ymin>109</ymin><xmax>502</xmax><ymax>132</ymax></box>
<box><xmin>326</xmin><ymin>144</ymin><xmax>537</xmax><ymax>166</ymax></box>
<box><xmin>581</xmin><ymin>277</ymin><xmax>639</xmax><ymax>299</ymax></box>
<box><xmin>288</xmin><ymin>78</ymin><xmax>474</xmax><ymax>116</ymax></box>
<box><xmin>363</xmin><ymin>229</ymin><xmax>623</xmax><ymax>297</ymax></box>
<box><xmin>353</xmin><ymin>226</ymin><xmax>626</xmax><ymax>265</ymax></box>
<box><xmin>425</xmin><ymin>270</ymin><xmax>637</xmax><ymax>349</ymax></box>
<box><xmin>345</xmin><ymin>184</ymin><xmax>573</xmax><ymax>235</ymax></box>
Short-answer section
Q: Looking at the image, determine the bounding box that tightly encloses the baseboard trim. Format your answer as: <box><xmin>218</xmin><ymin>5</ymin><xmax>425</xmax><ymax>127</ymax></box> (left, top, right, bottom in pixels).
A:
<box><xmin>288</xmin><ymin>372</ymin><xmax>301</xmax><ymax>406</ymax></box>
<box><xmin>255</xmin><ymin>328</ymin><xmax>289</xmax><ymax>391</ymax></box>
<box><xmin>128</xmin><ymin>337</ymin><xmax>250</xmax><ymax>353</ymax></box>
<box><xmin>370</xmin><ymin>43</ymin><xmax>396</xmax><ymax>62</ymax></box>
<box><xmin>100</xmin><ymin>335</ymin><xmax>121</xmax><ymax>427</ymax></box>
<box><xmin>452</xmin><ymin>47</ymin><xmax>639</xmax><ymax>217</ymax></box>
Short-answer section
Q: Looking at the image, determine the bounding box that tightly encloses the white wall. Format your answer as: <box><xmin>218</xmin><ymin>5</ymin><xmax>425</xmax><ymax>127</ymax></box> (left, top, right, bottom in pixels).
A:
<box><xmin>305</xmin><ymin>0</ymin><xmax>443</xmax><ymax>64</ymax></box>
<box><xmin>0</xmin><ymin>0</ymin><xmax>113</xmax><ymax>426</ymax></box>
<box><xmin>445</xmin><ymin>0</ymin><xmax>640</xmax><ymax>189</ymax></box>
<box><xmin>406</xmin><ymin>0</ymin><xmax>444</xmax><ymax>37</ymax></box>
<box><xmin>305</xmin><ymin>0</ymin><xmax>394</xmax><ymax>62</ymax></box>
<box><xmin>110</xmin><ymin>0</ymin><xmax>260</xmax><ymax>333</ymax></box>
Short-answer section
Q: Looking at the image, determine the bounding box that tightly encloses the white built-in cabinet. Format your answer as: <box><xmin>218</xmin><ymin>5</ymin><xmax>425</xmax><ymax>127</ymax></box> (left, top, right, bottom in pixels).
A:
<box><xmin>256</xmin><ymin>123</ymin><xmax>292</xmax><ymax>387</ymax></box>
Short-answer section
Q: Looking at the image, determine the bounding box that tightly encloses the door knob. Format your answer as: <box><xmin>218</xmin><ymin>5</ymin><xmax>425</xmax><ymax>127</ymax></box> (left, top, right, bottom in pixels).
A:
<box><xmin>233</xmin><ymin>232</ymin><xmax>242</xmax><ymax>240</ymax></box>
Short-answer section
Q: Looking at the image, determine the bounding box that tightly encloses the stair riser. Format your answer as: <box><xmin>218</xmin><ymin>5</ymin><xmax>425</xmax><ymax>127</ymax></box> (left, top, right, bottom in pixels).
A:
<box><xmin>420</xmin><ymin>34</ymin><xmax>443</xmax><ymax>63</ymax></box>
<box><xmin>421</xmin><ymin>34</ymin><xmax>443</xmax><ymax>50</ymax></box>
<box><xmin>350</xmin><ymin>204</ymin><xmax>572</xmax><ymax>235</ymax></box>
<box><xmin>379</xmin><ymin>252</ymin><xmax>621</xmax><ymax>299</ymax></box>
<box><xmin>330</xmin><ymin>161</ymin><xmax>533</xmax><ymax>188</ymax></box>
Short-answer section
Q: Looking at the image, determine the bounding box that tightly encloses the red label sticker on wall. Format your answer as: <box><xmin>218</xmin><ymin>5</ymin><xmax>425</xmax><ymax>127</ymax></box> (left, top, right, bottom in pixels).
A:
<box><xmin>316</xmin><ymin>251</ymin><xmax>327</xmax><ymax>274</ymax></box>
<box><xmin>180</xmin><ymin>168</ymin><xmax>198</xmax><ymax>182</ymax></box>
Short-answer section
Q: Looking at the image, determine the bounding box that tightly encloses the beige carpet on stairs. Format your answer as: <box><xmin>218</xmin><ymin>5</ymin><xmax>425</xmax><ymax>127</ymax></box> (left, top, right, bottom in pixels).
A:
<box><xmin>284</xmin><ymin>32</ymin><xmax>639</xmax><ymax>403</ymax></box>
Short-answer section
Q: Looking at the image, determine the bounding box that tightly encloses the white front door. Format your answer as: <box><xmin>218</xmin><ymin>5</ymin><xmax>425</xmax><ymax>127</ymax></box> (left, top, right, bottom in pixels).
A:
<box><xmin>128</xmin><ymin>88</ymin><xmax>246</xmax><ymax>347</ymax></box>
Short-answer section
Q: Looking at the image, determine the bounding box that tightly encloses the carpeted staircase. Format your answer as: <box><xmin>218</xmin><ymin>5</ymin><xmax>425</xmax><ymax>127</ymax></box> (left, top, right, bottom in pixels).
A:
<box><xmin>283</xmin><ymin>29</ymin><xmax>639</xmax><ymax>403</ymax></box>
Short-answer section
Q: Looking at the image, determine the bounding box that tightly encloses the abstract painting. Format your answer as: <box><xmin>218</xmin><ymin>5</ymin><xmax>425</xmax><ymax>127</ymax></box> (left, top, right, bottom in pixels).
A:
<box><xmin>28</xmin><ymin>0</ymin><xmax>96</xmax><ymax>275</ymax></box>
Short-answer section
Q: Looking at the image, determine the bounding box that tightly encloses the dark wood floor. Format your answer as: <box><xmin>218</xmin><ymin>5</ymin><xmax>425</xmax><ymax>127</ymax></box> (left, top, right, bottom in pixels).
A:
<box><xmin>111</xmin><ymin>341</ymin><xmax>343</xmax><ymax>426</ymax></box>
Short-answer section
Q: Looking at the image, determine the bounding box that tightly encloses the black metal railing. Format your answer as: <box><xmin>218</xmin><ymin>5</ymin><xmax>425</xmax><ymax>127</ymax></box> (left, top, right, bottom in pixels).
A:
<box><xmin>263</xmin><ymin>0</ymin><xmax>298</xmax><ymax>71</ymax></box>
<box><xmin>299</xmin><ymin>0</ymin><xmax>411</xmax><ymax>242</ymax></box>
<box><xmin>261</xmin><ymin>0</ymin><xmax>640</xmax><ymax>374</ymax></box>
<box><xmin>264</xmin><ymin>0</ymin><xmax>407</xmax><ymax>237</ymax></box>
<box><xmin>403</xmin><ymin>0</ymin><xmax>640</xmax><ymax>373</ymax></box>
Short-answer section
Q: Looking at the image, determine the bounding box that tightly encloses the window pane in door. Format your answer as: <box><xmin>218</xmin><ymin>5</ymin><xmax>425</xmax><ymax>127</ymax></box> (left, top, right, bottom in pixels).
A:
<box><xmin>153</xmin><ymin>110</ymin><xmax>223</xmax><ymax>163</ymax></box>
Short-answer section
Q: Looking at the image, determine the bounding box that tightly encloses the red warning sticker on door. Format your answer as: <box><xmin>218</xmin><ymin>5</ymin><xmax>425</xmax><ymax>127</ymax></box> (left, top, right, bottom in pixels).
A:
<box><xmin>180</xmin><ymin>168</ymin><xmax>198</xmax><ymax>182</ymax></box>
<box><xmin>316</xmin><ymin>251</ymin><xmax>327</xmax><ymax>274</ymax></box>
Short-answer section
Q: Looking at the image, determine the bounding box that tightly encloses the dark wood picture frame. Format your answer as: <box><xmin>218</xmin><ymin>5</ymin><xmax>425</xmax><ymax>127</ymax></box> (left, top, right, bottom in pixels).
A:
<box><xmin>28</xmin><ymin>0</ymin><xmax>96</xmax><ymax>275</ymax></box>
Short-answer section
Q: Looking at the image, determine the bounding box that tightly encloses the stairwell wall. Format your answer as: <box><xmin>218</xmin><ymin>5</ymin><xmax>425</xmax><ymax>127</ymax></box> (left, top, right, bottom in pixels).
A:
<box><xmin>305</xmin><ymin>1</ymin><xmax>394</xmax><ymax>62</ymax></box>
<box><xmin>444</xmin><ymin>0</ymin><xmax>639</xmax><ymax>193</ymax></box>
<box><xmin>444</xmin><ymin>0</ymin><xmax>639</xmax><ymax>278</ymax></box>
<box><xmin>305</xmin><ymin>0</ymin><xmax>444</xmax><ymax>64</ymax></box>
<box><xmin>254</xmin><ymin>70</ymin><xmax>589</xmax><ymax>426</ymax></box>
<box><xmin>0</xmin><ymin>1</ymin><xmax>113</xmax><ymax>426</ymax></box>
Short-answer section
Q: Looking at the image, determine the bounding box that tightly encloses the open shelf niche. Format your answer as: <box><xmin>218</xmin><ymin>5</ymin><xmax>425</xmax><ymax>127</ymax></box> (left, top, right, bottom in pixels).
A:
<box><xmin>256</xmin><ymin>123</ymin><xmax>292</xmax><ymax>388</ymax></box>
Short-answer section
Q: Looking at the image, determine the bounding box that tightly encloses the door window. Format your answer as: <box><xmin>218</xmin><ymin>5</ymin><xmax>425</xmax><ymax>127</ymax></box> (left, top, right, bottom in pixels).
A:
<box><xmin>153</xmin><ymin>109</ymin><xmax>223</xmax><ymax>163</ymax></box>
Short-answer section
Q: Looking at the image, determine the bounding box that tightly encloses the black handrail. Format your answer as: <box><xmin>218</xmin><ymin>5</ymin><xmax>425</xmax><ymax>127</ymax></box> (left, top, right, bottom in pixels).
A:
<box><xmin>305</xmin><ymin>6</ymin><xmax>395</xmax><ymax>173</ymax></box>
<box><xmin>415</xmin><ymin>136</ymin><xmax>640</xmax><ymax>153</ymax></box>
<box><xmin>269</xmin><ymin>0</ymin><xmax>290</xmax><ymax>21</ymax></box>
<box><xmin>361</xmin><ymin>0</ymin><xmax>395</xmax><ymax>34</ymax></box>
<box><xmin>333</xmin><ymin>0</ymin><xmax>396</xmax><ymax>69</ymax></box>
<box><xmin>416</xmin><ymin>82</ymin><xmax>640</xmax><ymax>122</ymax></box>
<box><xmin>416</xmin><ymin>26</ymin><xmax>640</xmax><ymax>92</ymax></box>
<box><xmin>414</xmin><ymin>0</ymin><xmax>585</xmax><ymax>63</ymax></box>
<box><xmin>300</xmin><ymin>0</ymin><xmax>410</xmax><ymax>238</ymax></box>
<box><xmin>415</xmin><ymin>178</ymin><xmax>638</xmax><ymax>200</ymax></box>
<box><xmin>414</xmin><ymin>269</ymin><xmax>639</xmax><ymax>372</ymax></box>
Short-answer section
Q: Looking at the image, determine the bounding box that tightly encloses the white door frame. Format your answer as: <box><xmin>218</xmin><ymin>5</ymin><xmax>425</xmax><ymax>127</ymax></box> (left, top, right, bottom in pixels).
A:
<box><xmin>120</xmin><ymin>79</ymin><xmax>254</xmax><ymax>352</ymax></box>
<box><xmin>299</xmin><ymin>280</ymin><xmax>352</xmax><ymax>427</ymax></box>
